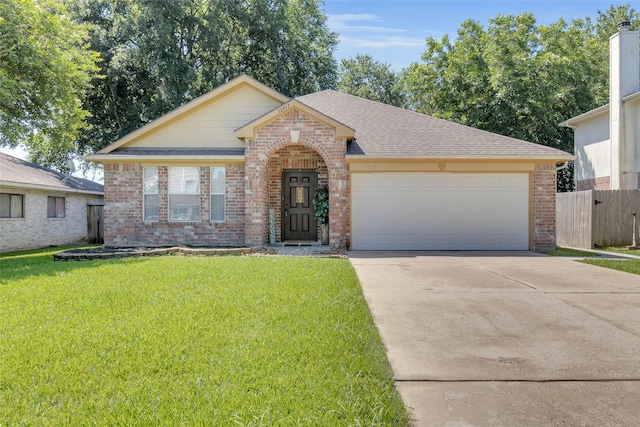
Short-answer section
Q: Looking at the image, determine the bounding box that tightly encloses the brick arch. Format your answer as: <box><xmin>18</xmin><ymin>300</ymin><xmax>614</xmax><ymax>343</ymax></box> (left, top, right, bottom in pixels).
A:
<box><xmin>243</xmin><ymin>109</ymin><xmax>349</xmax><ymax>247</ymax></box>
<box><xmin>261</xmin><ymin>137</ymin><xmax>337</xmax><ymax>172</ymax></box>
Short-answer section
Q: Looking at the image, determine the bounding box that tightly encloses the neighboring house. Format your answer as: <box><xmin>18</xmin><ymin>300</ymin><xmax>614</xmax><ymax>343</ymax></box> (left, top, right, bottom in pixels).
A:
<box><xmin>86</xmin><ymin>75</ymin><xmax>571</xmax><ymax>251</ymax></box>
<box><xmin>0</xmin><ymin>153</ymin><xmax>104</xmax><ymax>253</ymax></box>
<box><xmin>560</xmin><ymin>21</ymin><xmax>640</xmax><ymax>191</ymax></box>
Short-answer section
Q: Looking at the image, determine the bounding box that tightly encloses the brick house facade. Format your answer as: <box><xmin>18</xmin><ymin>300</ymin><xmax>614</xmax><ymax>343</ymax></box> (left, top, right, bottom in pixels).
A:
<box><xmin>88</xmin><ymin>75</ymin><xmax>571</xmax><ymax>252</ymax></box>
<box><xmin>0</xmin><ymin>153</ymin><xmax>104</xmax><ymax>253</ymax></box>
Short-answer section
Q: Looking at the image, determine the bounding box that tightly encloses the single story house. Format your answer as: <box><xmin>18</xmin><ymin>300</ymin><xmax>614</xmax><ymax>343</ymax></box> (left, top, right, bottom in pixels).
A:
<box><xmin>0</xmin><ymin>153</ymin><xmax>104</xmax><ymax>253</ymax></box>
<box><xmin>560</xmin><ymin>21</ymin><xmax>639</xmax><ymax>191</ymax></box>
<box><xmin>86</xmin><ymin>75</ymin><xmax>571</xmax><ymax>251</ymax></box>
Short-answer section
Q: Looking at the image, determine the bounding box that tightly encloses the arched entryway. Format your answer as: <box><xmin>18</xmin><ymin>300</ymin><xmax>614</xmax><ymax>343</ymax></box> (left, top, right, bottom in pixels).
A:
<box><xmin>242</xmin><ymin>107</ymin><xmax>351</xmax><ymax>248</ymax></box>
<box><xmin>267</xmin><ymin>144</ymin><xmax>328</xmax><ymax>243</ymax></box>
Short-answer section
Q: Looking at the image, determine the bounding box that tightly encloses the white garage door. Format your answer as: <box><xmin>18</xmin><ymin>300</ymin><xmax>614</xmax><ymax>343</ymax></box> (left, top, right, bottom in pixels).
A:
<box><xmin>351</xmin><ymin>173</ymin><xmax>529</xmax><ymax>250</ymax></box>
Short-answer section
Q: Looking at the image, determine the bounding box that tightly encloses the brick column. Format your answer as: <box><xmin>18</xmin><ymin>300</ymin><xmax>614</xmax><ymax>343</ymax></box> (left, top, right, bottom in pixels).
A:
<box><xmin>533</xmin><ymin>162</ymin><xmax>557</xmax><ymax>251</ymax></box>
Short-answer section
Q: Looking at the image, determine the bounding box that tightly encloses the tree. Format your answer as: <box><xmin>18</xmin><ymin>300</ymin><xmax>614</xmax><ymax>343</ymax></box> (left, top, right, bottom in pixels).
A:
<box><xmin>66</xmin><ymin>0</ymin><xmax>338</xmax><ymax>155</ymax></box>
<box><xmin>0</xmin><ymin>0</ymin><xmax>99</xmax><ymax>171</ymax></box>
<box><xmin>337</xmin><ymin>55</ymin><xmax>403</xmax><ymax>106</ymax></box>
<box><xmin>400</xmin><ymin>5</ymin><xmax>639</xmax><ymax>191</ymax></box>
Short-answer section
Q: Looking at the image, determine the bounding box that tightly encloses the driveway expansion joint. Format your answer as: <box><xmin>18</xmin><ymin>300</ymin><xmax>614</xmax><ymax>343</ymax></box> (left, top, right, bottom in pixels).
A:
<box><xmin>456</xmin><ymin>256</ymin><xmax>539</xmax><ymax>290</ymax></box>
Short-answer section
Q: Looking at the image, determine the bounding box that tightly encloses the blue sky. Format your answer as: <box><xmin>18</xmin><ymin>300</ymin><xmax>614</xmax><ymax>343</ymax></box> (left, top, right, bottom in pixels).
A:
<box><xmin>325</xmin><ymin>0</ymin><xmax>630</xmax><ymax>70</ymax></box>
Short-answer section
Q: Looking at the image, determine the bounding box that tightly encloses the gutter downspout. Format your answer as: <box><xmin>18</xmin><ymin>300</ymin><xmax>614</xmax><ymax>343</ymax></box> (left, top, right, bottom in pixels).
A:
<box><xmin>556</xmin><ymin>161</ymin><xmax>569</xmax><ymax>172</ymax></box>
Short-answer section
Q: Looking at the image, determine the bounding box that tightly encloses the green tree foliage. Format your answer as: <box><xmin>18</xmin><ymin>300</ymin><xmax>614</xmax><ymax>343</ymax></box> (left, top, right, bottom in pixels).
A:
<box><xmin>401</xmin><ymin>4</ymin><xmax>639</xmax><ymax>191</ymax></box>
<box><xmin>65</xmin><ymin>0</ymin><xmax>337</xmax><ymax>154</ymax></box>
<box><xmin>337</xmin><ymin>55</ymin><xmax>403</xmax><ymax>106</ymax></box>
<box><xmin>0</xmin><ymin>0</ymin><xmax>99</xmax><ymax>171</ymax></box>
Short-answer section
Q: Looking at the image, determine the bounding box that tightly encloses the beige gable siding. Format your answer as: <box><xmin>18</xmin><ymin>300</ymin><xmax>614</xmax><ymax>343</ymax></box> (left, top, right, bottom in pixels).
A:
<box><xmin>131</xmin><ymin>84</ymin><xmax>284</xmax><ymax>149</ymax></box>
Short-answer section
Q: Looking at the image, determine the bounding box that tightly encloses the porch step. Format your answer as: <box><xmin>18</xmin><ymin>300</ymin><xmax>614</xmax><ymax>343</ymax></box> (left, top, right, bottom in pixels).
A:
<box><xmin>281</xmin><ymin>241</ymin><xmax>320</xmax><ymax>247</ymax></box>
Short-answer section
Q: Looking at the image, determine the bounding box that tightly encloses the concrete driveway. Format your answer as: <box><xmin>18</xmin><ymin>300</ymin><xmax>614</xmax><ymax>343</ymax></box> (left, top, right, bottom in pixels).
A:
<box><xmin>349</xmin><ymin>251</ymin><xmax>640</xmax><ymax>426</ymax></box>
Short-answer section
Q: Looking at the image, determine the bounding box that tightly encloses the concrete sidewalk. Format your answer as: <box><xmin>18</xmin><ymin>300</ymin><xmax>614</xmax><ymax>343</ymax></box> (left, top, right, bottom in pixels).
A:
<box><xmin>349</xmin><ymin>251</ymin><xmax>640</xmax><ymax>426</ymax></box>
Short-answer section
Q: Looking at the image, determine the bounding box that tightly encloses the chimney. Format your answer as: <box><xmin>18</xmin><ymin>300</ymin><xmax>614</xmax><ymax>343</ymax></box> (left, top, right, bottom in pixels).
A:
<box><xmin>618</xmin><ymin>20</ymin><xmax>631</xmax><ymax>31</ymax></box>
<box><xmin>609</xmin><ymin>20</ymin><xmax>639</xmax><ymax>189</ymax></box>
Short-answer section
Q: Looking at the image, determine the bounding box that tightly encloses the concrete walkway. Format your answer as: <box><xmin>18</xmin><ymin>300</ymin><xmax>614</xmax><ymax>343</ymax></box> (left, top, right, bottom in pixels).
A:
<box><xmin>349</xmin><ymin>251</ymin><xmax>640</xmax><ymax>426</ymax></box>
<box><xmin>267</xmin><ymin>243</ymin><xmax>333</xmax><ymax>256</ymax></box>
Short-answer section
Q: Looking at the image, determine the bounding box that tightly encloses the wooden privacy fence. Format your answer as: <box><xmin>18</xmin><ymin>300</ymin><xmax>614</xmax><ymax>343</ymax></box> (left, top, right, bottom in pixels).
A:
<box><xmin>556</xmin><ymin>190</ymin><xmax>640</xmax><ymax>248</ymax></box>
<box><xmin>87</xmin><ymin>201</ymin><xmax>104</xmax><ymax>244</ymax></box>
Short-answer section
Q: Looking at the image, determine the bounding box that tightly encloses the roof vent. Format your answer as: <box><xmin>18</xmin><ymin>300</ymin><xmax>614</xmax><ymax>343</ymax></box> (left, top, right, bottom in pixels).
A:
<box><xmin>618</xmin><ymin>20</ymin><xmax>631</xmax><ymax>31</ymax></box>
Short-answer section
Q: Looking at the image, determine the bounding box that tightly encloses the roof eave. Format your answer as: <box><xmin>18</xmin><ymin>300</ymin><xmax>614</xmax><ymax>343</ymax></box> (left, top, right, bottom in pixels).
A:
<box><xmin>622</xmin><ymin>90</ymin><xmax>640</xmax><ymax>103</ymax></box>
<box><xmin>346</xmin><ymin>154</ymin><xmax>574</xmax><ymax>162</ymax></box>
<box><xmin>559</xmin><ymin>104</ymin><xmax>610</xmax><ymax>128</ymax></box>
<box><xmin>84</xmin><ymin>154</ymin><xmax>245</xmax><ymax>163</ymax></box>
<box><xmin>0</xmin><ymin>180</ymin><xmax>104</xmax><ymax>195</ymax></box>
<box><xmin>235</xmin><ymin>99</ymin><xmax>356</xmax><ymax>140</ymax></box>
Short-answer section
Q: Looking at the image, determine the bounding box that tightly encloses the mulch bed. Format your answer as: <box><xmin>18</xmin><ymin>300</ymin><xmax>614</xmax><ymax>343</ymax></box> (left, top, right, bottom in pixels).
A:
<box><xmin>53</xmin><ymin>245</ymin><xmax>346</xmax><ymax>261</ymax></box>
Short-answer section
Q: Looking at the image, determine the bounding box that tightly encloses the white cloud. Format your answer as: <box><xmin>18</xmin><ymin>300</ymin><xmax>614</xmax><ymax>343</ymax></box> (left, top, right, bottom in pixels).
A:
<box><xmin>328</xmin><ymin>13</ymin><xmax>405</xmax><ymax>34</ymax></box>
<box><xmin>338</xmin><ymin>35</ymin><xmax>425</xmax><ymax>49</ymax></box>
<box><xmin>328</xmin><ymin>13</ymin><xmax>424</xmax><ymax>49</ymax></box>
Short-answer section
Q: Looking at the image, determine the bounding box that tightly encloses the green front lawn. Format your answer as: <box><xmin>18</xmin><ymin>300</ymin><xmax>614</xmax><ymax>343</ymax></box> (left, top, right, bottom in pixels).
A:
<box><xmin>0</xmin><ymin>248</ymin><xmax>409</xmax><ymax>426</ymax></box>
<box><xmin>599</xmin><ymin>246</ymin><xmax>640</xmax><ymax>257</ymax></box>
<box><xmin>544</xmin><ymin>247</ymin><xmax>599</xmax><ymax>257</ymax></box>
<box><xmin>581</xmin><ymin>259</ymin><xmax>640</xmax><ymax>275</ymax></box>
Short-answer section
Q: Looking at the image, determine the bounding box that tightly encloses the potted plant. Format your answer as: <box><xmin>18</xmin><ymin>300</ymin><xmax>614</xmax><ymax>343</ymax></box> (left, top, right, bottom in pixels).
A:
<box><xmin>313</xmin><ymin>185</ymin><xmax>329</xmax><ymax>245</ymax></box>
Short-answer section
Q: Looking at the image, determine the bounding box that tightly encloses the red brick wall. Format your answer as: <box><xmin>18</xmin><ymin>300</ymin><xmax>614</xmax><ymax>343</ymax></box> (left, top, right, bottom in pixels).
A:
<box><xmin>577</xmin><ymin>176</ymin><xmax>611</xmax><ymax>191</ymax></box>
<box><xmin>103</xmin><ymin>163</ymin><xmax>245</xmax><ymax>247</ymax></box>
<box><xmin>533</xmin><ymin>163</ymin><xmax>557</xmax><ymax>251</ymax></box>
<box><xmin>244</xmin><ymin>108</ymin><xmax>349</xmax><ymax>247</ymax></box>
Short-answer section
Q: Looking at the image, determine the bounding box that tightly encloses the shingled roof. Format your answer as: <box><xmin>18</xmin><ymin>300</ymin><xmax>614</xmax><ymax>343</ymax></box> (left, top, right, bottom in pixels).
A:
<box><xmin>297</xmin><ymin>90</ymin><xmax>572</xmax><ymax>160</ymax></box>
<box><xmin>0</xmin><ymin>153</ymin><xmax>103</xmax><ymax>194</ymax></box>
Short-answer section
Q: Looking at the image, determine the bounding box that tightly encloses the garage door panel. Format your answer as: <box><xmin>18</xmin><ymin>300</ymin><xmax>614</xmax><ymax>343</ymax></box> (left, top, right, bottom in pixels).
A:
<box><xmin>351</xmin><ymin>173</ymin><xmax>529</xmax><ymax>250</ymax></box>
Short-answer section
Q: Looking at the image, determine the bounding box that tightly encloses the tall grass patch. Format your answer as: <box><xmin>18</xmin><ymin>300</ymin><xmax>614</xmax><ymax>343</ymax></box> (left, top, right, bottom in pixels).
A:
<box><xmin>0</xmin><ymin>250</ymin><xmax>409</xmax><ymax>426</ymax></box>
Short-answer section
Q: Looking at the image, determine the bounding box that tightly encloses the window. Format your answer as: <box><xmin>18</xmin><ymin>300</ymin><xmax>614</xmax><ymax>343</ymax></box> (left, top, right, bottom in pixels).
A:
<box><xmin>210</xmin><ymin>167</ymin><xmax>226</xmax><ymax>222</ymax></box>
<box><xmin>168</xmin><ymin>167</ymin><xmax>200</xmax><ymax>221</ymax></box>
<box><xmin>143</xmin><ymin>167</ymin><xmax>159</xmax><ymax>222</ymax></box>
<box><xmin>0</xmin><ymin>193</ymin><xmax>24</xmax><ymax>218</ymax></box>
<box><xmin>47</xmin><ymin>196</ymin><xmax>65</xmax><ymax>218</ymax></box>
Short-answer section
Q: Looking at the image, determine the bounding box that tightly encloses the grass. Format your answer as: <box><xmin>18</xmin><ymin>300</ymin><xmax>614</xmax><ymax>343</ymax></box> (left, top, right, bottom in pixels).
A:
<box><xmin>544</xmin><ymin>247</ymin><xmax>599</xmax><ymax>257</ymax></box>
<box><xmin>598</xmin><ymin>246</ymin><xmax>640</xmax><ymax>257</ymax></box>
<box><xmin>544</xmin><ymin>246</ymin><xmax>639</xmax><ymax>275</ymax></box>
<box><xmin>581</xmin><ymin>258</ymin><xmax>640</xmax><ymax>275</ymax></box>
<box><xmin>0</xmin><ymin>248</ymin><xmax>409</xmax><ymax>426</ymax></box>
<box><xmin>581</xmin><ymin>246</ymin><xmax>640</xmax><ymax>275</ymax></box>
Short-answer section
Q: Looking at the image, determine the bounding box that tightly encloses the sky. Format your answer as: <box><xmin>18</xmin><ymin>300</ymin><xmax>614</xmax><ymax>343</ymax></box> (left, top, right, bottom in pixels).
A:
<box><xmin>0</xmin><ymin>0</ymin><xmax>632</xmax><ymax>177</ymax></box>
<box><xmin>325</xmin><ymin>0</ymin><xmax>629</xmax><ymax>70</ymax></box>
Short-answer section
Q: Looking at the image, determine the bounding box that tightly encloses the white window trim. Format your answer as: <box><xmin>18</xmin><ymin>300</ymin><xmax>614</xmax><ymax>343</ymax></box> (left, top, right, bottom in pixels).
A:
<box><xmin>143</xmin><ymin>167</ymin><xmax>159</xmax><ymax>223</ymax></box>
<box><xmin>210</xmin><ymin>166</ymin><xmax>226</xmax><ymax>223</ymax></box>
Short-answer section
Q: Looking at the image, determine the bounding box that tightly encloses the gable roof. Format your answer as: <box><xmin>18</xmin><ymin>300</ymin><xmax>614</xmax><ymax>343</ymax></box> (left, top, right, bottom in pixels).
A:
<box><xmin>235</xmin><ymin>99</ymin><xmax>355</xmax><ymax>139</ymax></box>
<box><xmin>297</xmin><ymin>90</ymin><xmax>573</xmax><ymax>160</ymax></box>
<box><xmin>86</xmin><ymin>76</ymin><xmax>572</xmax><ymax>164</ymax></box>
<box><xmin>0</xmin><ymin>153</ymin><xmax>103</xmax><ymax>195</ymax></box>
<box><xmin>91</xmin><ymin>75</ymin><xmax>289</xmax><ymax>156</ymax></box>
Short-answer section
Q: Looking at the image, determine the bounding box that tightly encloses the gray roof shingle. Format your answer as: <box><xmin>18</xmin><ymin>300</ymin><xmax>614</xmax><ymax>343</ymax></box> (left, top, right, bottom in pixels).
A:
<box><xmin>0</xmin><ymin>153</ymin><xmax>103</xmax><ymax>194</ymax></box>
<box><xmin>296</xmin><ymin>90</ymin><xmax>571</xmax><ymax>159</ymax></box>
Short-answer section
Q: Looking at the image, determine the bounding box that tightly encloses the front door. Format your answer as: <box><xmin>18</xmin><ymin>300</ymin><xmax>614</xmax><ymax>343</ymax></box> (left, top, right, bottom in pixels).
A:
<box><xmin>282</xmin><ymin>169</ymin><xmax>317</xmax><ymax>241</ymax></box>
